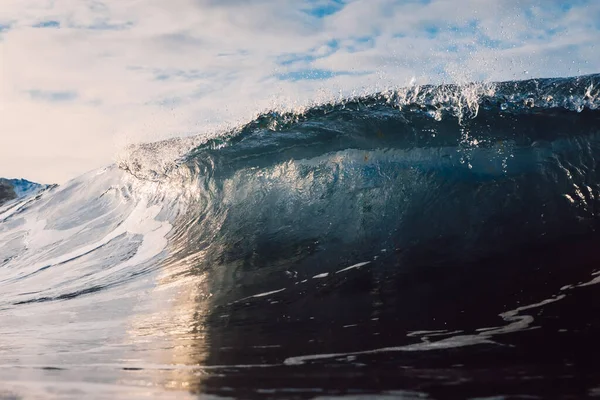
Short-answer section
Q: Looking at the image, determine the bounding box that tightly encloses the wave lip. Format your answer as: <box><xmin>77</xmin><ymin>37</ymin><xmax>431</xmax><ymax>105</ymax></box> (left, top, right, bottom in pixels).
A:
<box><xmin>116</xmin><ymin>74</ymin><xmax>600</xmax><ymax>181</ymax></box>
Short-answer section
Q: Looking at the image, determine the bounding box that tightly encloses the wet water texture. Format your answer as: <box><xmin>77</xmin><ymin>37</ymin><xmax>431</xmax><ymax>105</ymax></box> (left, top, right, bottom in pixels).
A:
<box><xmin>1</xmin><ymin>75</ymin><xmax>600</xmax><ymax>399</ymax></box>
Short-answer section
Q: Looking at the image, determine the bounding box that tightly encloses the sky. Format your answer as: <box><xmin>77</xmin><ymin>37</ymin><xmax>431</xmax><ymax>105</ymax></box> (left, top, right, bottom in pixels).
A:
<box><xmin>0</xmin><ymin>0</ymin><xmax>598</xmax><ymax>184</ymax></box>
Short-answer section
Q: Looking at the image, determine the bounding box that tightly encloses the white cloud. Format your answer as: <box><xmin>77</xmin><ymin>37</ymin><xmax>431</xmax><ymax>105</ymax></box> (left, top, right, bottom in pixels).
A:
<box><xmin>0</xmin><ymin>0</ymin><xmax>598</xmax><ymax>183</ymax></box>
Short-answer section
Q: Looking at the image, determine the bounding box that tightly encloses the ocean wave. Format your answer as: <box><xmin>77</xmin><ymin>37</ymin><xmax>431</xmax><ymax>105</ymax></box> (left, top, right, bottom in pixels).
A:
<box><xmin>2</xmin><ymin>74</ymin><xmax>600</xmax><ymax>398</ymax></box>
<box><xmin>118</xmin><ymin>74</ymin><xmax>600</xmax><ymax>182</ymax></box>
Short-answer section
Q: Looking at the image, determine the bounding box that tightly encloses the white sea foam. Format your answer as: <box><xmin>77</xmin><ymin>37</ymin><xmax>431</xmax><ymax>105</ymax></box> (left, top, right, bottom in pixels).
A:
<box><xmin>251</xmin><ymin>288</ymin><xmax>286</xmax><ymax>298</ymax></box>
<box><xmin>283</xmin><ymin>294</ymin><xmax>567</xmax><ymax>366</ymax></box>
<box><xmin>336</xmin><ymin>261</ymin><xmax>371</xmax><ymax>274</ymax></box>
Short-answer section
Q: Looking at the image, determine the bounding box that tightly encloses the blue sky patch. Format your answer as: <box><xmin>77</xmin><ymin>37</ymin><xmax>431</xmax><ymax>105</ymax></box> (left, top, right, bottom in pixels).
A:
<box><xmin>79</xmin><ymin>21</ymin><xmax>133</xmax><ymax>31</ymax></box>
<box><xmin>345</xmin><ymin>36</ymin><xmax>376</xmax><ymax>53</ymax></box>
<box><xmin>277</xmin><ymin>39</ymin><xmax>339</xmax><ymax>67</ymax></box>
<box><xmin>152</xmin><ymin>69</ymin><xmax>212</xmax><ymax>82</ymax></box>
<box><xmin>276</xmin><ymin>68</ymin><xmax>368</xmax><ymax>82</ymax></box>
<box><xmin>303</xmin><ymin>0</ymin><xmax>346</xmax><ymax>18</ymax></box>
<box><xmin>28</xmin><ymin>90</ymin><xmax>78</xmax><ymax>102</ymax></box>
<box><xmin>277</xmin><ymin>53</ymin><xmax>318</xmax><ymax>66</ymax></box>
<box><xmin>423</xmin><ymin>24</ymin><xmax>440</xmax><ymax>38</ymax></box>
<box><xmin>33</xmin><ymin>21</ymin><xmax>60</xmax><ymax>28</ymax></box>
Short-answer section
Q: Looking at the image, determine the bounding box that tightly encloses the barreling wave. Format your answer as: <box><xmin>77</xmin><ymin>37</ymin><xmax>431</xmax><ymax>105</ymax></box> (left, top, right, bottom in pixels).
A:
<box><xmin>100</xmin><ymin>74</ymin><xmax>599</xmax><ymax>310</ymax></box>
<box><xmin>2</xmin><ymin>74</ymin><xmax>600</xmax><ymax>398</ymax></box>
<box><xmin>4</xmin><ymin>73</ymin><xmax>600</xmax><ymax>307</ymax></box>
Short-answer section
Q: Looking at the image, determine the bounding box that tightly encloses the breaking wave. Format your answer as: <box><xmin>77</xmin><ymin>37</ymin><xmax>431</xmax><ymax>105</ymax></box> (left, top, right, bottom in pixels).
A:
<box><xmin>2</xmin><ymin>74</ymin><xmax>600</xmax><ymax>399</ymax></box>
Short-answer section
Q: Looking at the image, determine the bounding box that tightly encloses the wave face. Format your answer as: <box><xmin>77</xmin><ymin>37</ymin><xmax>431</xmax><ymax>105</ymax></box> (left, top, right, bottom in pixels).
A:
<box><xmin>0</xmin><ymin>178</ymin><xmax>46</xmax><ymax>206</ymax></box>
<box><xmin>2</xmin><ymin>74</ymin><xmax>600</xmax><ymax>399</ymax></box>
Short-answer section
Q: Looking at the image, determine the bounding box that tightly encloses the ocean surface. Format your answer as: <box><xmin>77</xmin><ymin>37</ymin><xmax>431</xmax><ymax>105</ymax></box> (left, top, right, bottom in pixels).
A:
<box><xmin>1</xmin><ymin>74</ymin><xmax>600</xmax><ymax>399</ymax></box>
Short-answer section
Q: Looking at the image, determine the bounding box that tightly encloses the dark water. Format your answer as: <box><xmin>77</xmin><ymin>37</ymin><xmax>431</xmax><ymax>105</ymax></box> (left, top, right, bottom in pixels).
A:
<box><xmin>1</xmin><ymin>74</ymin><xmax>600</xmax><ymax>399</ymax></box>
